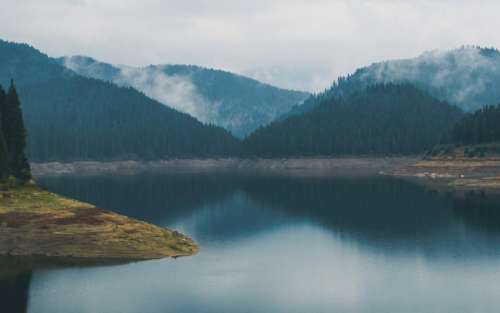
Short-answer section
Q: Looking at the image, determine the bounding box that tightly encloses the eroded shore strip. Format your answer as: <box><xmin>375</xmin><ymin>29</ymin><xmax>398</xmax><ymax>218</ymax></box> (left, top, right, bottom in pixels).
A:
<box><xmin>31</xmin><ymin>157</ymin><xmax>419</xmax><ymax>177</ymax></box>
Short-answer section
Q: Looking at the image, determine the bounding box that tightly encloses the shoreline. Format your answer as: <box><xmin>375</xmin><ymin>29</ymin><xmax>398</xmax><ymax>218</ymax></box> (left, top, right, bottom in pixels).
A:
<box><xmin>387</xmin><ymin>157</ymin><xmax>500</xmax><ymax>191</ymax></box>
<box><xmin>31</xmin><ymin>157</ymin><xmax>420</xmax><ymax>177</ymax></box>
<box><xmin>31</xmin><ymin>156</ymin><xmax>500</xmax><ymax>192</ymax></box>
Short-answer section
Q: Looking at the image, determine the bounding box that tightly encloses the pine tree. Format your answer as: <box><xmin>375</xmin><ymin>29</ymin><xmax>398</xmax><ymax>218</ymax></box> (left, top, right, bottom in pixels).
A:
<box><xmin>0</xmin><ymin>128</ymin><xmax>8</xmax><ymax>178</ymax></box>
<box><xmin>0</xmin><ymin>87</ymin><xmax>9</xmax><ymax>178</ymax></box>
<box><xmin>2</xmin><ymin>81</ymin><xmax>31</xmax><ymax>181</ymax></box>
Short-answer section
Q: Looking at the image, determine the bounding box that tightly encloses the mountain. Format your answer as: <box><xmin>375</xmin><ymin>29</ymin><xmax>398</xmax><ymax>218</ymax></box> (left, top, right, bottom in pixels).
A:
<box><xmin>0</xmin><ymin>40</ymin><xmax>239</xmax><ymax>161</ymax></box>
<box><xmin>287</xmin><ymin>46</ymin><xmax>500</xmax><ymax>117</ymax></box>
<box><xmin>243</xmin><ymin>84</ymin><xmax>464</xmax><ymax>156</ymax></box>
<box><xmin>59</xmin><ymin>56</ymin><xmax>310</xmax><ymax>137</ymax></box>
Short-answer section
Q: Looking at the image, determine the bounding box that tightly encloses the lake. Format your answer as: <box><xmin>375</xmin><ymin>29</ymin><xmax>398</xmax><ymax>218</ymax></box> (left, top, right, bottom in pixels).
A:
<box><xmin>3</xmin><ymin>172</ymin><xmax>500</xmax><ymax>313</ymax></box>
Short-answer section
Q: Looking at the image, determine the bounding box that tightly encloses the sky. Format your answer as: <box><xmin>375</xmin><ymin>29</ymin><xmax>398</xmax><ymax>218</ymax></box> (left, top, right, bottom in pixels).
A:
<box><xmin>1</xmin><ymin>0</ymin><xmax>499</xmax><ymax>92</ymax></box>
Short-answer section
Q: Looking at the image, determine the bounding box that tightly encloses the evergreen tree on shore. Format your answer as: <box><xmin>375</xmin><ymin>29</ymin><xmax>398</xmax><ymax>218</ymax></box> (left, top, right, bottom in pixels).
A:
<box><xmin>0</xmin><ymin>87</ymin><xmax>9</xmax><ymax>178</ymax></box>
<box><xmin>0</xmin><ymin>129</ymin><xmax>8</xmax><ymax>178</ymax></box>
<box><xmin>0</xmin><ymin>81</ymin><xmax>31</xmax><ymax>181</ymax></box>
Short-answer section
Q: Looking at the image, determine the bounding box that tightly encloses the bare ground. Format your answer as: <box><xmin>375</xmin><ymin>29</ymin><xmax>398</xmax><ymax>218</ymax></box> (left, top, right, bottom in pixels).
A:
<box><xmin>31</xmin><ymin>157</ymin><xmax>419</xmax><ymax>177</ymax></box>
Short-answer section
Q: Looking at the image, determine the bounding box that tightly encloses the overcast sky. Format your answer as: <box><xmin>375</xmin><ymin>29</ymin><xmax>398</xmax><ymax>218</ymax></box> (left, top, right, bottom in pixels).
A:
<box><xmin>1</xmin><ymin>0</ymin><xmax>499</xmax><ymax>92</ymax></box>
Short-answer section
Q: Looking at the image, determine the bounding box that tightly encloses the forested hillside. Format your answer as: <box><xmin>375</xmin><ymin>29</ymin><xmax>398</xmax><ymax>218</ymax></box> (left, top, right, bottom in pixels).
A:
<box><xmin>286</xmin><ymin>46</ymin><xmax>500</xmax><ymax>117</ymax></box>
<box><xmin>60</xmin><ymin>56</ymin><xmax>310</xmax><ymax>137</ymax></box>
<box><xmin>0</xmin><ymin>40</ymin><xmax>239</xmax><ymax>161</ymax></box>
<box><xmin>452</xmin><ymin>104</ymin><xmax>500</xmax><ymax>145</ymax></box>
<box><xmin>244</xmin><ymin>84</ymin><xmax>464</xmax><ymax>156</ymax></box>
<box><xmin>1</xmin><ymin>39</ymin><xmax>487</xmax><ymax>162</ymax></box>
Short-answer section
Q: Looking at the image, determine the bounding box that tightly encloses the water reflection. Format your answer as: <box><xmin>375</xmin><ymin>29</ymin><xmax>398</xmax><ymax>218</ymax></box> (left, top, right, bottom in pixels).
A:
<box><xmin>3</xmin><ymin>173</ymin><xmax>500</xmax><ymax>313</ymax></box>
<box><xmin>0</xmin><ymin>257</ymin><xmax>32</xmax><ymax>313</ymax></box>
<box><xmin>453</xmin><ymin>191</ymin><xmax>500</xmax><ymax>234</ymax></box>
<box><xmin>38</xmin><ymin>173</ymin><xmax>500</xmax><ymax>256</ymax></box>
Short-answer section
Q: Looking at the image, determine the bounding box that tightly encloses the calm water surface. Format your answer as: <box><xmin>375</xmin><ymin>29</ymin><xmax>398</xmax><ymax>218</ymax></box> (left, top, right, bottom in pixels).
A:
<box><xmin>3</xmin><ymin>172</ymin><xmax>500</xmax><ymax>313</ymax></box>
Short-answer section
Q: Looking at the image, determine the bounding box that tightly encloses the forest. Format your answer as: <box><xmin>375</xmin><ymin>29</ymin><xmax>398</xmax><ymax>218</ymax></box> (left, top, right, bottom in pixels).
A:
<box><xmin>0</xmin><ymin>41</ymin><xmax>239</xmax><ymax>161</ymax></box>
<box><xmin>21</xmin><ymin>76</ymin><xmax>239</xmax><ymax>161</ymax></box>
<box><xmin>243</xmin><ymin>84</ymin><xmax>464</xmax><ymax>156</ymax></box>
<box><xmin>452</xmin><ymin>104</ymin><xmax>500</xmax><ymax>145</ymax></box>
<box><xmin>10</xmin><ymin>79</ymin><xmax>500</xmax><ymax>162</ymax></box>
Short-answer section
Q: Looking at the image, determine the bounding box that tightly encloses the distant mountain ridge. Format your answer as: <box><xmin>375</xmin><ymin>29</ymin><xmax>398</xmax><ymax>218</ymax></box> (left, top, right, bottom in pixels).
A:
<box><xmin>0</xmin><ymin>39</ymin><xmax>239</xmax><ymax>161</ymax></box>
<box><xmin>59</xmin><ymin>56</ymin><xmax>310</xmax><ymax>137</ymax></box>
<box><xmin>287</xmin><ymin>46</ymin><xmax>500</xmax><ymax>117</ymax></box>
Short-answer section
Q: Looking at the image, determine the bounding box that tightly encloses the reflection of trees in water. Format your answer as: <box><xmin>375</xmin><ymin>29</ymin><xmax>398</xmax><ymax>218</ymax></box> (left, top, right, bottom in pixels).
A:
<box><xmin>40</xmin><ymin>173</ymin><xmax>457</xmax><ymax>243</ymax></box>
<box><xmin>241</xmin><ymin>175</ymin><xmax>454</xmax><ymax>242</ymax></box>
<box><xmin>39</xmin><ymin>173</ymin><xmax>289</xmax><ymax>242</ymax></box>
<box><xmin>39</xmin><ymin>172</ymin><xmax>500</xmax><ymax>253</ymax></box>
<box><xmin>38</xmin><ymin>173</ymin><xmax>239</xmax><ymax>224</ymax></box>
<box><xmin>453</xmin><ymin>191</ymin><xmax>500</xmax><ymax>235</ymax></box>
<box><xmin>0</xmin><ymin>258</ymin><xmax>32</xmax><ymax>313</ymax></box>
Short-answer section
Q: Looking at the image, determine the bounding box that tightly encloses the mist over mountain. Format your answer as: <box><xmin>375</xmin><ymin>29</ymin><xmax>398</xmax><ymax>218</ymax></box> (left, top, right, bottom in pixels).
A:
<box><xmin>288</xmin><ymin>46</ymin><xmax>500</xmax><ymax>117</ymax></box>
<box><xmin>0</xmin><ymin>40</ymin><xmax>239</xmax><ymax>161</ymax></box>
<box><xmin>2</xmin><ymin>38</ymin><xmax>493</xmax><ymax>162</ymax></box>
<box><xmin>59</xmin><ymin>56</ymin><xmax>309</xmax><ymax>138</ymax></box>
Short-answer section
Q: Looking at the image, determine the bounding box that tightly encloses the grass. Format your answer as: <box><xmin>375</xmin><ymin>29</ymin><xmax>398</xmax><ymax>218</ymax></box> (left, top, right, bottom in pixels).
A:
<box><xmin>0</xmin><ymin>184</ymin><xmax>198</xmax><ymax>260</ymax></box>
<box><xmin>0</xmin><ymin>184</ymin><xmax>86</xmax><ymax>212</ymax></box>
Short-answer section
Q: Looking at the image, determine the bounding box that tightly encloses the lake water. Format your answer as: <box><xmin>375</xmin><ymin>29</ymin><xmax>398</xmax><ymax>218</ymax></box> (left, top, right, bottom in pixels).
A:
<box><xmin>3</xmin><ymin>172</ymin><xmax>500</xmax><ymax>313</ymax></box>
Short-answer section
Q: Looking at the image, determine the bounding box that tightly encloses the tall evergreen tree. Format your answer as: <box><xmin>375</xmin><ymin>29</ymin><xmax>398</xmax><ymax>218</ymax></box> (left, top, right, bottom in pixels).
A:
<box><xmin>0</xmin><ymin>87</ymin><xmax>9</xmax><ymax>178</ymax></box>
<box><xmin>2</xmin><ymin>81</ymin><xmax>31</xmax><ymax>181</ymax></box>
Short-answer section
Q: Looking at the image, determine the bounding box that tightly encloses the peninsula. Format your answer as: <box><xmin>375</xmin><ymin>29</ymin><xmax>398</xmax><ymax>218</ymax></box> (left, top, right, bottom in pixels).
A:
<box><xmin>0</xmin><ymin>184</ymin><xmax>197</xmax><ymax>260</ymax></box>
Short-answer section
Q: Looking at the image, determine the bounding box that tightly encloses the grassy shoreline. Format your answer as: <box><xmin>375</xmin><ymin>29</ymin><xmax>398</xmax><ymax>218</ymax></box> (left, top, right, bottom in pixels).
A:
<box><xmin>0</xmin><ymin>184</ymin><xmax>198</xmax><ymax>260</ymax></box>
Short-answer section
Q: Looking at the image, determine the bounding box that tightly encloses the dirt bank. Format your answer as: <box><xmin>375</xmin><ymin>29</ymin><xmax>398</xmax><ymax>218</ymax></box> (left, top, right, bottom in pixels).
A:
<box><xmin>31</xmin><ymin>157</ymin><xmax>419</xmax><ymax>177</ymax></box>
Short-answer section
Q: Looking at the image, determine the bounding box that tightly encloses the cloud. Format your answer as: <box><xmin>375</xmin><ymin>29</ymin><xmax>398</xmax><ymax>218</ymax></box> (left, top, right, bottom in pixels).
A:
<box><xmin>116</xmin><ymin>66</ymin><xmax>220</xmax><ymax>124</ymax></box>
<box><xmin>62</xmin><ymin>56</ymin><xmax>220</xmax><ymax>123</ymax></box>
<box><xmin>356</xmin><ymin>46</ymin><xmax>500</xmax><ymax>109</ymax></box>
<box><xmin>2</xmin><ymin>1</ymin><xmax>500</xmax><ymax>92</ymax></box>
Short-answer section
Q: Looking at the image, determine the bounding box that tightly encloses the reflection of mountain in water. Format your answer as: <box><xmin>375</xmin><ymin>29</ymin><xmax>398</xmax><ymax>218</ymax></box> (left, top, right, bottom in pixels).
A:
<box><xmin>453</xmin><ymin>191</ymin><xmax>500</xmax><ymax>235</ymax></box>
<box><xmin>38</xmin><ymin>173</ymin><xmax>500</xmax><ymax>257</ymax></box>
<box><xmin>242</xmin><ymin>176</ymin><xmax>452</xmax><ymax>240</ymax></box>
